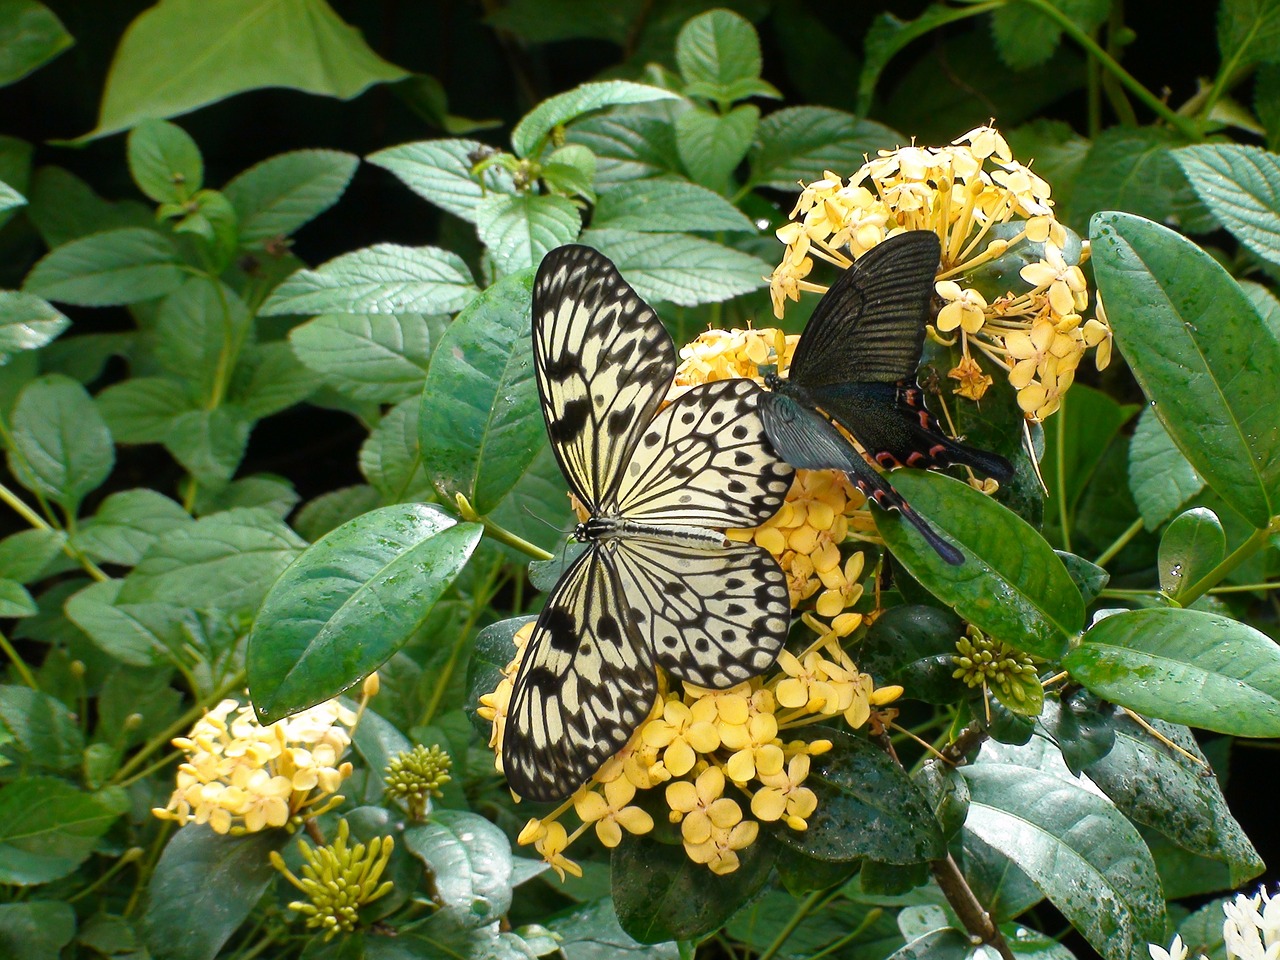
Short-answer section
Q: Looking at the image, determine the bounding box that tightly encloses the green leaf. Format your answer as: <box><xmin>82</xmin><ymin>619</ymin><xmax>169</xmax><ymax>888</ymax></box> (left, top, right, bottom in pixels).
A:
<box><xmin>223</xmin><ymin>148</ymin><xmax>358</xmax><ymax>244</ymax></box>
<box><xmin>8</xmin><ymin>374</ymin><xmax>114</xmax><ymax>512</ymax></box>
<box><xmin>961</xmin><ymin>763</ymin><xmax>1164</xmax><ymax>960</ymax></box>
<box><xmin>581</xmin><ymin>229</ymin><xmax>770</xmax><ymax>306</ymax></box>
<box><xmin>70</xmin><ymin>490</ymin><xmax>191</xmax><ymax>568</ymax></box>
<box><xmin>85</xmin><ymin>0</ymin><xmax>409</xmax><ymax>140</ymax></box>
<box><xmin>0</xmin><ymin>177</ymin><xmax>23</xmax><ymax>212</ymax></box>
<box><xmin>465</xmin><ymin>615</ymin><xmax>533</xmax><ymax>735</ymax></box>
<box><xmin>193</xmin><ymin>474</ymin><xmax>298</xmax><ymax>519</ymax></box>
<box><xmin>367</xmin><ymin>138</ymin><xmax>517</xmax><ymax>223</ymax></box>
<box><xmin>260</xmin><ymin>244</ymin><xmax>478</xmax><ymax>317</ymax></box>
<box><xmin>229</xmin><ymin>342</ymin><xmax>320</xmax><ymax>418</ymax></box>
<box><xmin>419</xmin><ymin>269</ymin><xmax>542</xmax><ymax>514</ymax></box>
<box><xmin>0</xmin><ymin>685</ymin><xmax>83</xmax><ymax>770</ymax></box>
<box><xmin>1086</xmin><ymin>715</ymin><xmax>1263</xmax><ymax>887</ymax></box>
<box><xmin>65</xmin><ymin>579</ymin><xmax>185</xmax><ymax>667</ymax></box>
<box><xmin>289</xmin><ymin>313</ymin><xmax>438</xmax><ymax>403</ymax></box>
<box><xmin>548</xmin><ymin>898</ymin><xmax>677</xmax><ymax>960</ymax></box>
<box><xmin>1075</xmin><ymin>128</ymin><xmax>1215</xmax><ymax>235</ymax></box>
<box><xmin>1128</xmin><ymin>408</ymin><xmax>1205</xmax><ymax>530</ymax></box>
<box><xmin>0</xmin><ymin>0</ymin><xmax>72</xmax><ymax>86</ymax></box>
<box><xmin>566</xmin><ymin>109</ymin><xmax>683</xmax><ymax>188</ymax></box>
<box><xmin>118</xmin><ymin>507</ymin><xmax>305</xmax><ymax>615</ymax></box>
<box><xmin>1218</xmin><ymin>0</ymin><xmax>1280</xmax><ymax>77</ymax></box>
<box><xmin>127</xmin><ymin>119</ymin><xmax>203</xmax><ymax>203</ymax></box>
<box><xmin>611</xmin><ymin>832</ymin><xmax>776</xmax><ymax>943</ymax></box>
<box><xmin>0</xmin><ymin>134</ymin><xmax>31</xmax><ymax>232</ymax></box>
<box><xmin>1040</xmin><ymin>384</ymin><xmax>1137</xmax><ymax>535</ymax></box>
<box><xmin>97</xmin><ymin>377</ymin><xmax>195</xmax><ymax>444</ymax></box>
<box><xmin>247</xmin><ymin>504</ymin><xmax>480</xmax><ymax>720</ymax></box>
<box><xmin>990</xmin><ymin>0</ymin><xmax>1107</xmax><ymax>71</ymax></box>
<box><xmin>675</xmin><ymin>9</ymin><xmax>777</xmax><ymax>106</ymax></box>
<box><xmin>1065</xmin><ymin>607</ymin><xmax>1280</xmax><ymax>737</ymax></box>
<box><xmin>675</xmin><ymin>104</ymin><xmax>758</xmax><ymax>194</ymax></box>
<box><xmin>876</xmin><ymin>472</ymin><xmax>1084</xmax><ymax>658</ymax></box>
<box><xmin>748</xmin><ymin>106</ymin><xmax>901</xmax><ymax>191</ymax></box>
<box><xmin>0</xmin><ymin>901</ymin><xmax>76</xmax><ymax>960</ymax></box>
<box><xmin>474</xmin><ymin>193</ymin><xmax>581</xmax><ymax>274</ymax></box>
<box><xmin>26</xmin><ymin>166</ymin><xmax>153</xmax><ymax>248</ymax></box>
<box><xmin>154</xmin><ymin>279</ymin><xmax>252</xmax><ymax>402</ymax></box>
<box><xmin>164</xmin><ymin>406</ymin><xmax>253</xmax><ymax>485</ymax></box>
<box><xmin>1158</xmin><ymin>507</ymin><xmax>1225</xmax><ymax>598</ymax></box>
<box><xmin>1091</xmin><ymin>211</ymin><xmax>1280</xmax><ymax>527</ymax></box>
<box><xmin>294</xmin><ymin>485</ymin><xmax>381</xmax><ymax>541</ymax></box>
<box><xmin>1055</xmin><ymin>550</ymin><xmax>1110</xmax><ymax>606</ymax></box>
<box><xmin>512</xmin><ymin>81</ymin><xmax>680</xmax><ymax>159</ymax></box>
<box><xmin>775</xmin><ymin>727</ymin><xmax>946</xmax><ymax>864</ymax></box>
<box><xmin>593</xmin><ymin>179</ymin><xmax>754</xmax><ymax>233</ymax></box>
<box><xmin>1175</xmin><ymin>144</ymin><xmax>1280</xmax><ymax>268</ymax></box>
<box><xmin>403</xmin><ymin>811</ymin><xmax>514</xmax><ymax>926</ymax></box>
<box><xmin>0</xmin><ymin>292</ymin><xmax>69</xmax><ymax>359</ymax></box>
<box><xmin>0</xmin><ymin>529</ymin><xmax>66</xmax><ymax>583</ymax></box>
<box><xmin>24</xmin><ymin>227</ymin><xmax>183</xmax><ymax>306</ymax></box>
<box><xmin>0</xmin><ymin>579</ymin><xmax>36</xmax><ymax>617</ymax></box>
<box><xmin>142</xmin><ymin>827</ymin><xmax>289</xmax><ymax>960</ymax></box>
<box><xmin>360</xmin><ymin>396</ymin><xmax>433</xmax><ymax>503</ymax></box>
<box><xmin>0</xmin><ymin>778</ymin><xmax>125</xmax><ymax>885</ymax></box>
<box><xmin>857</xmin><ymin>604</ymin><xmax>965</xmax><ymax>705</ymax></box>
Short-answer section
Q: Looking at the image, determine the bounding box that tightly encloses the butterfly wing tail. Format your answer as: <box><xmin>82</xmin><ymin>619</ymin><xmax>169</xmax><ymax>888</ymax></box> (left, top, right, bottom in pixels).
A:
<box><xmin>927</xmin><ymin>432</ymin><xmax>1015</xmax><ymax>485</ymax></box>
<box><xmin>759</xmin><ymin>393</ymin><xmax>963</xmax><ymax>566</ymax></box>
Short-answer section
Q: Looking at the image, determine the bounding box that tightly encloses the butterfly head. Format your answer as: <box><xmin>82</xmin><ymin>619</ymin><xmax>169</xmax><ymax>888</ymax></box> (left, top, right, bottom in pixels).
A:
<box><xmin>761</xmin><ymin>368</ymin><xmax>784</xmax><ymax>391</ymax></box>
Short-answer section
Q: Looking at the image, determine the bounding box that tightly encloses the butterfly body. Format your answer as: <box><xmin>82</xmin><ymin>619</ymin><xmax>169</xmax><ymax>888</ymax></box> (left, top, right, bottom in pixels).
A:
<box><xmin>505</xmin><ymin>245</ymin><xmax>794</xmax><ymax>802</ymax></box>
<box><xmin>759</xmin><ymin>231</ymin><xmax>1014</xmax><ymax>566</ymax></box>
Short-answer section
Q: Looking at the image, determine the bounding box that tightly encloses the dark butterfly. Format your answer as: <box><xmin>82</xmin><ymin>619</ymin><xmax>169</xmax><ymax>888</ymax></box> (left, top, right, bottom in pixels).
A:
<box><xmin>759</xmin><ymin>230</ymin><xmax>1014</xmax><ymax>566</ymax></box>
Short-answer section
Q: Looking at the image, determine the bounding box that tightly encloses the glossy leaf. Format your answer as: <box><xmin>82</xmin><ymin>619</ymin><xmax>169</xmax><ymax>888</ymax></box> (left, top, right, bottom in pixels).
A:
<box><xmin>581</xmin><ymin>228</ymin><xmax>771</xmax><ymax>306</ymax></box>
<box><xmin>1065</xmin><ymin>608</ymin><xmax>1280</xmax><ymax>737</ymax></box>
<box><xmin>857</xmin><ymin>604</ymin><xmax>966</xmax><ymax>704</ymax></box>
<box><xmin>1091</xmin><ymin>211</ymin><xmax>1280</xmax><ymax>527</ymax></box>
<box><xmin>592</xmin><ymin>179</ymin><xmax>754</xmax><ymax>233</ymax></box>
<box><xmin>1127</xmin><ymin>408</ymin><xmax>1205</xmax><ymax>530</ymax></box>
<box><xmin>261</xmin><ymin>243</ymin><xmax>478</xmax><ymax>317</ymax></box>
<box><xmin>1158</xmin><ymin>507</ymin><xmax>1225</xmax><ymax>597</ymax></box>
<box><xmin>8</xmin><ymin>375</ymin><xmax>114</xmax><ymax>512</ymax></box>
<box><xmin>403</xmin><ymin>811</ymin><xmax>514</xmax><ymax>926</ymax></box>
<box><xmin>0</xmin><ymin>292</ymin><xmax>68</xmax><ymax>358</ymax></box>
<box><xmin>418</xmin><ymin>269</ymin><xmax>542</xmax><ymax>514</ymax></box>
<box><xmin>367</xmin><ymin>138</ymin><xmax>517</xmax><ymax>223</ymax></box>
<box><xmin>127</xmin><ymin>120</ymin><xmax>202</xmax><ymax>203</ymax></box>
<box><xmin>0</xmin><ymin>778</ymin><xmax>126</xmax><ymax>885</ymax></box>
<box><xmin>547</xmin><ymin>898</ymin><xmax>677</xmax><ymax>960</ymax></box>
<box><xmin>876</xmin><ymin>471</ymin><xmax>1084</xmax><ymax>658</ymax></box>
<box><xmin>1055</xmin><ymin>551</ymin><xmax>1110</xmax><ymax>606</ymax></box>
<box><xmin>247</xmin><ymin>503</ymin><xmax>480</xmax><ymax>719</ymax></box>
<box><xmin>24</xmin><ymin>227</ymin><xmax>183</xmax><ymax>306</ymax></box>
<box><xmin>748</xmin><ymin>106</ymin><xmax>900</xmax><ymax>191</ymax></box>
<box><xmin>223</xmin><ymin>148</ymin><xmax>358</xmax><ymax>244</ymax></box>
<box><xmin>465</xmin><ymin>615</ymin><xmax>533</xmax><ymax>734</ymax></box>
<box><xmin>290</xmin><ymin>313</ymin><xmax>439</xmax><ymax>403</ymax></box>
<box><xmin>511</xmin><ymin>81</ymin><xmax>679</xmax><ymax>158</ymax></box>
<box><xmin>474</xmin><ymin>193</ymin><xmax>581</xmax><ymax>274</ymax></box>
<box><xmin>142</xmin><ymin>827</ymin><xmax>288</xmax><ymax>960</ymax></box>
<box><xmin>773</xmin><ymin>727</ymin><xmax>945</xmax><ymax>864</ymax></box>
<box><xmin>86</xmin><ymin>0</ymin><xmax>408</xmax><ymax>139</ymax></box>
<box><xmin>961</xmin><ymin>763</ymin><xmax>1164</xmax><ymax>960</ymax></box>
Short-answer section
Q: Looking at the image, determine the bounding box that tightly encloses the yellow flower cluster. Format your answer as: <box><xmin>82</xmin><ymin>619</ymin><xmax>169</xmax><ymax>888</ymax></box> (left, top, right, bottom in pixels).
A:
<box><xmin>152</xmin><ymin>696</ymin><xmax>357</xmax><ymax>835</ymax></box>
<box><xmin>768</xmin><ymin>124</ymin><xmax>1111</xmax><ymax>421</ymax></box>
<box><xmin>485</xmin><ymin>620</ymin><xmax>901</xmax><ymax>879</ymax></box>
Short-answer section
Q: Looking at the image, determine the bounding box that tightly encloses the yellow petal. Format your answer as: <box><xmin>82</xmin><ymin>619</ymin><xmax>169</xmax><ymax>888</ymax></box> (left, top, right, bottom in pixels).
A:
<box><xmin>750</xmin><ymin>788</ymin><xmax>786</xmax><ymax>821</ymax></box>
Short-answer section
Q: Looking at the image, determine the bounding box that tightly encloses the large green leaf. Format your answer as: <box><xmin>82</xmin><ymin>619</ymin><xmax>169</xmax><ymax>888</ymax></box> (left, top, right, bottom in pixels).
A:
<box><xmin>367</xmin><ymin>138</ymin><xmax>517</xmax><ymax>223</ymax></box>
<box><xmin>675</xmin><ymin>103</ymin><xmax>758</xmax><ymax>195</ymax></box>
<box><xmin>223</xmin><ymin>148</ymin><xmax>358</xmax><ymax>244</ymax></box>
<box><xmin>7</xmin><ymin>374</ymin><xmax>114</xmax><ymax>512</ymax></box>
<box><xmin>228</xmin><ymin>342</ymin><xmax>320</xmax><ymax>419</ymax></box>
<box><xmin>675</xmin><ymin>9</ymin><xmax>769</xmax><ymax>98</ymax></box>
<box><xmin>1076</xmin><ymin>129</ymin><xmax>1214</xmax><ymax>234</ymax></box>
<box><xmin>163</xmin><ymin>406</ymin><xmax>253</xmax><ymax>486</ymax></box>
<box><xmin>748</xmin><ymin>106</ymin><xmax>900</xmax><ymax>191</ymax></box>
<box><xmin>24</xmin><ymin>228</ymin><xmax>183</xmax><ymax>306</ymax></box>
<box><xmin>474</xmin><ymin>193</ymin><xmax>581</xmax><ymax>275</ymax></box>
<box><xmin>96</xmin><ymin>377</ymin><xmax>195</xmax><ymax>444</ymax></box>
<box><xmin>66</xmin><ymin>579</ymin><xmax>188</xmax><ymax>667</ymax></box>
<box><xmin>70</xmin><ymin>489</ymin><xmax>192</xmax><ymax>567</ymax></box>
<box><xmin>1174</xmin><ymin>144</ymin><xmax>1280</xmax><ymax>267</ymax></box>
<box><xmin>876</xmin><ymin>472</ymin><xmax>1084</xmax><ymax>658</ymax></box>
<box><xmin>85</xmin><ymin>0</ymin><xmax>408</xmax><ymax>139</ymax></box>
<box><xmin>0</xmin><ymin>901</ymin><xmax>75</xmax><ymax>960</ymax></box>
<box><xmin>581</xmin><ymin>228</ymin><xmax>771</xmax><ymax>306</ymax></box>
<box><xmin>0</xmin><ymin>0</ymin><xmax>72</xmax><ymax>86</ymax></box>
<box><xmin>773</xmin><ymin>727</ymin><xmax>945</xmax><ymax>863</ymax></box>
<box><xmin>260</xmin><ymin>244</ymin><xmax>477</xmax><ymax>317</ymax></box>
<box><xmin>1127</xmin><ymin>407</ymin><xmax>1204</xmax><ymax>530</ymax></box>
<box><xmin>289</xmin><ymin>313</ymin><xmax>439</xmax><ymax>403</ymax></box>
<box><xmin>961</xmin><ymin>763</ymin><xmax>1164</xmax><ymax>960</ymax></box>
<box><xmin>1218</xmin><ymin>0</ymin><xmax>1280</xmax><ymax>80</ymax></box>
<box><xmin>142</xmin><ymin>827</ymin><xmax>289</xmax><ymax>960</ymax></box>
<box><xmin>0</xmin><ymin>778</ymin><xmax>126</xmax><ymax>885</ymax></box>
<box><xmin>403</xmin><ymin>811</ymin><xmax>514</xmax><ymax>926</ymax></box>
<box><xmin>592</xmin><ymin>179</ymin><xmax>754</xmax><ymax>233</ymax></box>
<box><xmin>566</xmin><ymin>110</ymin><xmax>683</xmax><ymax>188</ymax></box>
<box><xmin>26</xmin><ymin>166</ymin><xmax>152</xmax><ymax>248</ymax></box>
<box><xmin>1064</xmin><ymin>607</ymin><xmax>1280</xmax><ymax>737</ymax></box>
<box><xmin>247</xmin><ymin>504</ymin><xmax>480</xmax><ymax>720</ymax></box>
<box><xmin>418</xmin><ymin>269</ymin><xmax>544</xmax><ymax>515</ymax></box>
<box><xmin>511</xmin><ymin>81</ymin><xmax>679</xmax><ymax>159</ymax></box>
<box><xmin>0</xmin><ymin>292</ymin><xmax>68</xmax><ymax>360</ymax></box>
<box><xmin>1091</xmin><ymin>212</ymin><xmax>1280</xmax><ymax>526</ymax></box>
<box><xmin>153</xmin><ymin>279</ymin><xmax>252</xmax><ymax>402</ymax></box>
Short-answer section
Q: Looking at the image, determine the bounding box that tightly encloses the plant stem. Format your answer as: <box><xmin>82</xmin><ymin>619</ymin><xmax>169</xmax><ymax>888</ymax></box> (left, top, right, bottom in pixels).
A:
<box><xmin>0</xmin><ymin>480</ymin><xmax>108</xmax><ymax>581</ymax></box>
<box><xmin>1019</xmin><ymin>0</ymin><xmax>1200</xmax><ymax>138</ymax></box>
<box><xmin>0</xmin><ymin>629</ymin><xmax>38</xmax><ymax>688</ymax></box>
<box><xmin>1055</xmin><ymin>394</ymin><xmax>1071</xmax><ymax>552</ymax></box>
<box><xmin>454</xmin><ymin>493</ymin><xmax>553</xmax><ymax>560</ymax></box>
<box><xmin>1178</xmin><ymin>521</ymin><xmax>1279</xmax><ymax>607</ymax></box>
<box><xmin>758</xmin><ymin>889</ymin><xmax>824</xmax><ymax>960</ymax></box>
<box><xmin>419</xmin><ymin>554</ymin><xmax>505</xmax><ymax>726</ymax></box>
<box><xmin>1093</xmin><ymin>517</ymin><xmax>1143</xmax><ymax>568</ymax></box>
<box><xmin>805</xmin><ymin>908</ymin><xmax>883</xmax><ymax>960</ymax></box>
<box><xmin>930</xmin><ymin>854</ymin><xmax>1015</xmax><ymax>960</ymax></box>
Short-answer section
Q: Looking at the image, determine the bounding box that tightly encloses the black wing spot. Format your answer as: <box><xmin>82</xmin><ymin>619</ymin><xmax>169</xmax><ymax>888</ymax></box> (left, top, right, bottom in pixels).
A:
<box><xmin>552</xmin><ymin>398</ymin><xmax>590</xmax><ymax>443</ymax></box>
<box><xmin>732</xmin><ymin>425</ymin><xmax>748</xmax><ymax>440</ymax></box>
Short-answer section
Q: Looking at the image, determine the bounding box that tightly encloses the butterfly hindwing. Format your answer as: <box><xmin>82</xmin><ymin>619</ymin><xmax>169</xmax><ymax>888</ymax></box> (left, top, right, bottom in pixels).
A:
<box><xmin>611</xmin><ymin>378</ymin><xmax>794</xmax><ymax>530</ymax></box>
<box><xmin>503</xmin><ymin>543</ymin><xmax>657</xmax><ymax>802</ymax></box>
<box><xmin>609</xmin><ymin>539</ymin><xmax>792</xmax><ymax>688</ymax></box>
<box><xmin>533</xmin><ymin>244</ymin><xmax>676</xmax><ymax>508</ymax></box>
<box><xmin>787</xmin><ymin>231</ymin><xmax>941</xmax><ymax>386</ymax></box>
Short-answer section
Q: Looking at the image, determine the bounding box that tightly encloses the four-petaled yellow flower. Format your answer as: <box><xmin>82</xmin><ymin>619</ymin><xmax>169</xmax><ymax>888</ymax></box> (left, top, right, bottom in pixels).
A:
<box><xmin>574</xmin><ymin>778</ymin><xmax>655</xmax><ymax>848</ymax></box>
<box><xmin>752</xmin><ymin>754</ymin><xmax>819</xmax><ymax>830</ymax></box>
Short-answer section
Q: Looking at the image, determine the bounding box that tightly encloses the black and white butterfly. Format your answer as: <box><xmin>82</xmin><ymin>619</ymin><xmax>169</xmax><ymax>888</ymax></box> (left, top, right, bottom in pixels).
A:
<box><xmin>759</xmin><ymin>230</ymin><xmax>1014</xmax><ymax>566</ymax></box>
<box><xmin>503</xmin><ymin>245</ymin><xmax>795</xmax><ymax>802</ymax></box>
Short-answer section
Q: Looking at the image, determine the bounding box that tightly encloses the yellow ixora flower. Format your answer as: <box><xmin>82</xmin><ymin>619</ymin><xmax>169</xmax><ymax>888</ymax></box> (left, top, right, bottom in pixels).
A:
<box><xmin>767</xmin><ymin>123</ymin><xmax>1110</xmax><ymax>422</ymax></box>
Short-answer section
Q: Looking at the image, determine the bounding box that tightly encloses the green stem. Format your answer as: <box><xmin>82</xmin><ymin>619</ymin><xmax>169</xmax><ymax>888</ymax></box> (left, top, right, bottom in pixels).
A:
<box><xmin>1178</xmin><ymin>521</ymin><xmax>1280</xmax><ymax>607</ymax></box>
<box><xmin>1018</xmin><ymin>0</ymin><xmax>1199</xmax><ymax>138</ymax></box>
<box><xmin>66</xmin><ymin>847</ymin><xmax>144</xmax><ymax>903</ymax></box>
<box><xmin>0</xmin><ymin>480</ymin><xmax>108</xmax><ymax>582</ymax></box>
<box><xmin>454</xmin><ymin>494</ymin><xmax>553</xmax><ymax>560</ymax></box>
<box><xmin>805</xmin><ymin>908</ymin><xmax>883</xmax><ymax>960</ymax></box>
<box><xmin>1093</xmin><ymin>517</ymin><xmax>1144</xmax><ymax>568</ymax></box>
<box><xmin>419</xmin><ymin>555</ymin><xmax>505</xmax><ymax>726</ymax></box>
<box><xmin>1055</xmin><ymin>394</ymin><xmax>1071</xmax><ymax>552</ymax></box>
<box><xmin>0</xmin><ymin>629</ymin><xmax>38</xmax><ymax>689</ymax></box>
<box><xmin>757</xmin><ymin>889</ymin><xmax>824</xmax><ymax>960</ymax></box>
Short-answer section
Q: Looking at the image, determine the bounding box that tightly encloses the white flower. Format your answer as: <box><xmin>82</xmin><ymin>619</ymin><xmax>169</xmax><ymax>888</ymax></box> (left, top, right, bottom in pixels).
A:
<box><xmin>1149</xmin><ymin>934</ymin><xmax>1188</xmax><ymax>960</ymax></box>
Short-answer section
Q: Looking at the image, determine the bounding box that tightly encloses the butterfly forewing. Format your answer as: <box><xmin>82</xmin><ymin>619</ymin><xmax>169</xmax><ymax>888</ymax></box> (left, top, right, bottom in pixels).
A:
<box><xmin>504</xmin><ymin>544</ymin><xmax>657</xmax><ymax>802</ymax></box>
<box><xmin>610</xmin><ymin>378</ymin><xmax>794</xmax><ymax>529</ymax></box>
<box><xmin>609</xmin><ymin>539</ymin><xmax>792</xmax><ymax>688</ymax></box>
<box><xmin>787</xmin><ymin>231</ymin><xmax>941</xmax><ymax>386</ymax></box>
<box><xmin>533</xmin><ymin>245</ymin><xmax>677</xmax><ymax>509</ymax></box>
